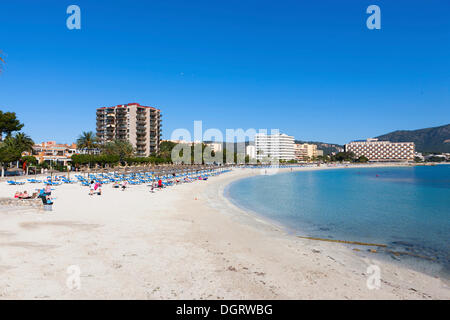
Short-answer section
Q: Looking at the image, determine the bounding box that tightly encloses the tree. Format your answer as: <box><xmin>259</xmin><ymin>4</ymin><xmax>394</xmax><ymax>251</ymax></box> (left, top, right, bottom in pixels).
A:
<box><xmin>356</xmin><ymin>155</ymin><xmax>369</xmax><ymax>163</ymax></box>
<box><xmin>12</xmin><ymin>132</ymin><xmax>34</xmax><ymax>153</ymax></box>
<box><xmin>76</xmin><ymin>131</ymin><xmax>98</xmax><ymax>150</ymax></box>
<box><xmin>22</xmin><ymin>155</ymin><xmax>38</xmax><ymax>166</ymax></box>
<box><xmin>101</xmin><ymin>140</ymin><xmax>134</xmax><ymax>163</ymax></box>
<box><xmin>159</xmin><ymin>141</ymin><xmax>176</xmax><ymax>156</ymax></box>
<box><xmin>0</xmin><ymin>111</ymin><xmax>24</xmax><ymax>141</ymax></box>
<box><xmin>0</xmin><ymin>133</ymin><xmax>34</xmax><ymax>176</ymax></box>
<box><xmin>331</xmin><ymin>151</ymin><xmax>355</xmax><ymax>162</ymax></box>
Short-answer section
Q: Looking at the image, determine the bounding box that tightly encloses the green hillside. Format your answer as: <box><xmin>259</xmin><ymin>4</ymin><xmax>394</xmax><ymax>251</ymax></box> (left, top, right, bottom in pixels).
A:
<box><xmin>376</xmin><ymin>124</ymin><xmax>450</xmax><ymax>153</ymax></box>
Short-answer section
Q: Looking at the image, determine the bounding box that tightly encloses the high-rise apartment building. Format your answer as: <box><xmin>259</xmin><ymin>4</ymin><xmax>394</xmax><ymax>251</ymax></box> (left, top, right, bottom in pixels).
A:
<box><xmin>246</xmin><ymin>145</ymin><xmax>256</xmax><ymax>159</ymax></box>
<box><xmin>345</xmin><ymin>138</ymin><xmax>415</xmax><ymax>162</ymax></box>
<box><xmin>255</xmin><ymin>133</ymin><xmax>295</xmax><ymax>161</ymax></box>
<box><xmin>96</xmin><ymin>103</ymin><xmax>162</xmax><ymax>156</ymax></box>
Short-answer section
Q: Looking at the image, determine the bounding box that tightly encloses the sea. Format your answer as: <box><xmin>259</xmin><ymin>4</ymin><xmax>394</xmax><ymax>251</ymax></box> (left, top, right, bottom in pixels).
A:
<box><xmin>226</xmin><ymin>165</ymin><xmax>450</xmax><ymax>278</ymax></box>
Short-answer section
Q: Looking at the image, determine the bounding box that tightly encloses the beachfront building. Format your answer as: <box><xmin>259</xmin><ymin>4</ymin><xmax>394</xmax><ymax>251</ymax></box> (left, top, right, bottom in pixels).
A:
<box><xmin>294</xmin><ymin>143</ymin><xmax>323</xmax><ymax>161</ymax></box>
<box><xmin>345</xmin><ymin>138</ymin><xmax>415</xmax><ymax>162</ymax></box>
<box><xmin>206</xmin><ymin>142</ymin><xmax>223</xmax><ymax>153</ymax></box>
<box><xmin>26</xmin><ymin>141</ymin><xmax>77</xmax><ymax>166</ymax></box>
<box><xmin>246</xmin><ymin>145</ymin><xmax>256</xmax><ymax>160</ymax></box>
<box><xmin>96</xmin><ymin>103</ymin><xmax>162</xmax><ymax>156</ymax></box>
<box><xmin>255</xmin><ymin>133</ymin><xmax>295</xmax><ymax>161</ymax></box>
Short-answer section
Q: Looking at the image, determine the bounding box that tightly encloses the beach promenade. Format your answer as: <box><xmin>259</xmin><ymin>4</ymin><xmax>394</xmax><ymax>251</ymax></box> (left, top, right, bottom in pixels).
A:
<box><xmin>0</xmin><ymin>164</ymin><xmax>448</xmax><ymax>299</ymax></box>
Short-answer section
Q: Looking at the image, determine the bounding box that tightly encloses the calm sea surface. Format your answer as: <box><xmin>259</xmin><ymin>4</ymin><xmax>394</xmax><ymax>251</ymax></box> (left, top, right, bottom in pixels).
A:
<box><xmin>226</xmin><ymin>165</ymin><xmax>450</xmax><ymax>276</ymax></box>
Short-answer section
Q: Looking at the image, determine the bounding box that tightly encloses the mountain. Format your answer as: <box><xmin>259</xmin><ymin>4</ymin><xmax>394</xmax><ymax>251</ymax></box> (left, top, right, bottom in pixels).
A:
<box><xmin>376</xmin><ymin>124</ymin><xmax>450</xmax><ymax>153</ymax></box>
<box><xmin>294</xmin><ymin>140</ymin><xmax>344</xmax><ymax>155</ymax></box>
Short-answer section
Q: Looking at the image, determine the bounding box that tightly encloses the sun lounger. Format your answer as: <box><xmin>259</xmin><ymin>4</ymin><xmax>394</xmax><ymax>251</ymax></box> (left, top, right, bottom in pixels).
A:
<box><xmin>7</xmin><ymin>180</ymin><xmax>25</xmax><ymax>185</ymax></box>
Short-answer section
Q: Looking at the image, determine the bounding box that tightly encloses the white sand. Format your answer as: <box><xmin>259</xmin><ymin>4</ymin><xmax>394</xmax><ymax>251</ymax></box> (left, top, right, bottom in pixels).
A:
<box><xmin>0</xmin><ymin>165</ymin><xmax>449</xmax><ymax>299</ymax></box>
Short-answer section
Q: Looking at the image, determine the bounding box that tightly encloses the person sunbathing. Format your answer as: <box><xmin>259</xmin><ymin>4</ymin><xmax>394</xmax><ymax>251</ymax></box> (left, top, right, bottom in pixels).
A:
<box><xmin>19</xmin><ymin>191</ymin><xmax>32</xmax><ymax>199</ymax></box>
<box><xmin>44</xmin><ymin>184</ymin><xmax>52</xmax><ymax>195</ymax></box>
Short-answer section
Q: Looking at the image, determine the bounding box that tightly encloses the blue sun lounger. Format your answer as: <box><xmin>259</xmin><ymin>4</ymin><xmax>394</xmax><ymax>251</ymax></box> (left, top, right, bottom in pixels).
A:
<box><xmin>7</xmin><ymin>180</ymin><xmax>25</xmax><ymax>185</ymax></box>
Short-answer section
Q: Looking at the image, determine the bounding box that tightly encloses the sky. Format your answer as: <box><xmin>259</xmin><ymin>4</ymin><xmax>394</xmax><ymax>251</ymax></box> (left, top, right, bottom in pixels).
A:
<box><xmin>0</xmin><ymin>0</ymin><xmax>449</xmax><ymax>145</ymax></box>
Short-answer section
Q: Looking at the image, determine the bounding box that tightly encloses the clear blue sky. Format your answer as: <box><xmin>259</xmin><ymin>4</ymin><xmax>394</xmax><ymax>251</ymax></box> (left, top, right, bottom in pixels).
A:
<box><xmin>0</xmin><ymin>0</ymin><xmax>449</xmax><ymax>145</ymax></box>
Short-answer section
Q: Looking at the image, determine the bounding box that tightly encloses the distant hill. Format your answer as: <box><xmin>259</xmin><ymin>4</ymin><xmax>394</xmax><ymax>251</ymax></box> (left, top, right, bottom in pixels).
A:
<box><xmin>376</xmin><ymin>124</ymin><xmax>450</xmax><ymax>153</ymax></box>
<box><xmin>294</xmin><ymin>140</ymin><xmax>344</xmax><ymax>155</ymax></box>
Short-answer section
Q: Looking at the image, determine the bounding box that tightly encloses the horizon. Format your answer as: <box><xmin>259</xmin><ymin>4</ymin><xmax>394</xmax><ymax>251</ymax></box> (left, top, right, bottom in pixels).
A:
<box><xmin>1</xmin><ymin>1</ymin><xmax>449</xmax><ymax>145</ymax></box>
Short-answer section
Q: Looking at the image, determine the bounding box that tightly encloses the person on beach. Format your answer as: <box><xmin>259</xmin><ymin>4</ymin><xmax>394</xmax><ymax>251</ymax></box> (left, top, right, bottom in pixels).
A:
<box><xmin>44</xmin><ymin>184</ymin><xmax>52</xmax><ymax>195</ymax></box>
<box><xmin>19</xmin><ymin>191</ymin><xmax>32</xmax><ymax>199</ymax></box>
<box><xmin>121</xmin><ymin>181</ymin><xmax>127</xmax><ymax>191</ymax></box>
<box><xmin>158</xmin><ymin>178</ymin><xmax>163</xmax><ymax>188</ymax></box>
<box><xmin>38</xmin><ymin>188</ymin><xmax>53</xmax><ymax>205</ymax></box>
<box><xmin>89</xmin><ymin>180</ymin><xmax>95</xmax><ymax>196</ymax></box>
<box><xmin>95</xmin><ymin>182</ymin><xmax>102</xmax><ymax>195</ymax></box>
<box><xmin>14</xmin><ymin>191</ymin><xmax>20</xmax><ymax>198</ymax></box>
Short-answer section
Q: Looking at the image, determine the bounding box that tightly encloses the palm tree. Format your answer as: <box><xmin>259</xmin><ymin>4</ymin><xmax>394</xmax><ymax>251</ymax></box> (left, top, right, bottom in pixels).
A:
<box><xmin>2</xmin><ymin>133</ymin><xmax>34</xmax><ymax>153</ymax></box>
<box><xmin>76</xmin><ymin>131</ymin><xmax>98</xmax><ymax>151</ymax></box>
<box><xmin>0</xmin><ymin>132</ymin><xmax>34</xmax><ymax>177</ymax></box>
<box><xmin>13</xmin><ymin>132</ymin><xmax>34</xmax><ymax>153</ymax></box>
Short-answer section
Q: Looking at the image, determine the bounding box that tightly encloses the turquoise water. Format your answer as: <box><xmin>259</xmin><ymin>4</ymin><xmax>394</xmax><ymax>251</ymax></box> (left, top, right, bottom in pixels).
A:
<box><xmin>226</xmin><ymin>165</ymin><xmax>450</xmax><ymax>276</ymax></box>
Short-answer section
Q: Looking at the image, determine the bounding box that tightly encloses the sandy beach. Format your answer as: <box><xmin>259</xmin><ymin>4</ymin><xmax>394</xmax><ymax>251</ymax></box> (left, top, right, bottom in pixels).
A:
<box><xmin>0</xmin><ymin>164</ymin><xmax>449</xmax><ymax>299</ymax></box>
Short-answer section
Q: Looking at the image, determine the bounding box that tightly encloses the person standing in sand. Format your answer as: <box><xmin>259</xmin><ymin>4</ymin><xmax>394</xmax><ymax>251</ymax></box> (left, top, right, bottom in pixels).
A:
<box><xmin>89</xmin><ymin>181</ymin><xmax>95</xmax><ymax>196</ymax></box>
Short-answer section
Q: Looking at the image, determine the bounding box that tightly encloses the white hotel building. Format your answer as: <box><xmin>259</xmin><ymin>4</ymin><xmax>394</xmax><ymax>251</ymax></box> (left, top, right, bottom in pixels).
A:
<box><xmin>255</xmin><ymin>133</ymin><xmax>295</xmax><ymax>161</ymax></box>
<box><xmin>345</xmin><ymin>138</ymin><xmax>415</xmax><ymax>162</ymax></box>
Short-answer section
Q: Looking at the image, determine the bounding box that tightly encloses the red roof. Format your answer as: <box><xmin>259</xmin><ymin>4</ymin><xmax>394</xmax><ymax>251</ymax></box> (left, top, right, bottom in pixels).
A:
<box><xmin>97</xmin><ymin>103</ymin><xmax>160</xmax><ymax>111</ymax></box>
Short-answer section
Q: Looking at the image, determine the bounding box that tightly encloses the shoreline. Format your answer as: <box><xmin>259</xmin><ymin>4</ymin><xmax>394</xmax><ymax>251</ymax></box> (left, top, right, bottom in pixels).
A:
<box><xmin>0</xmin><ymin>163</ymin><xmax>448</xmax><ymax>299</ymax></box>
<box><xmin>219</xmin><ymin>165</ymin><xmax>450</xmax><ymax>281</ymax></box>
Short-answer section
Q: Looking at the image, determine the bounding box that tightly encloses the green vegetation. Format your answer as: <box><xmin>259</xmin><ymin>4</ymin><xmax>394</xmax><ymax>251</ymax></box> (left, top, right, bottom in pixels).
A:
<box><xmin>21</xmin><ymin>155</ymin><xmax>38</xmax><ymax>166</ymax></box>
<box><xmin>330</xmin><ymin>151</ymin><xmax>355</xmax><ymax>162</ymax></box>
<box><xmin>76</xmin><ymin>131</ymin><xmax>98</xmax><ymax>151</ymax></box>
<box><xmin>72</xmin><ymin>135</ymin><xmax>173</xmax><ymax>168</ymax></box>
<box><xmin>101</xmin><ymin>140</ymin><xmax>134</xmax><ymax>161</ymax></box>
<box><xmin>355</xmin><ymin>155</ymin><xmax>369</xmax><ymax>163</ymax></box>
<box><xmin>71</xmin><ymin>153</ymin><xmax>168</xmax><ymax>168</ymax></box>
<box><xmin>0</xmin><ymin>111</ymin><xmax>33</xmax><ymax>175</ymax></box>
<box><xmin>0</xmin><ymin>110</ymin><xmax>24</xmax><ymax>141</ymax></box>
<box><xmin>425</xmin><ymin>156</ymin><xmax>448</xmax><ymax>163</ymax></box>
<box><xmin>159</xmin><ymin>140</ymin><xmax>177</xmax><ymax>159</ymax></box>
